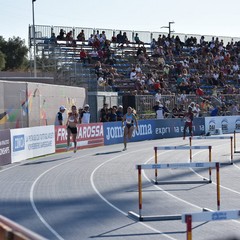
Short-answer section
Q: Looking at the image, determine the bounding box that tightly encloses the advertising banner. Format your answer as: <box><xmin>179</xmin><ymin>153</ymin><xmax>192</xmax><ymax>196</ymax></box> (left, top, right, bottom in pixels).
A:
<box><xmin>205</xmin><ymin>116</ymin><xmax>240</xmax><ymax>134</ymax></box>
<box><xmin>0</xmin><ymin>129</ymin><xmax>11</xmax><ymax>166</ymax></box>
<box><xmin>103</xmin><ymin>118</ymin><xmax>205</xmax><ymax>145</ymax></box>
<box><xmin>154</xmin><ymin>118</ymin><xmax>205</xmax><ymax>139</ymax></box>
<box><xmin>55</xmin><ymin>123</ymin><xmax>104</xmax><ymax>152</ymax></box>
<box><xmin>11</xmin><ymin>125</ymin><xmax>55</xmax><ymax>163</ymax></box>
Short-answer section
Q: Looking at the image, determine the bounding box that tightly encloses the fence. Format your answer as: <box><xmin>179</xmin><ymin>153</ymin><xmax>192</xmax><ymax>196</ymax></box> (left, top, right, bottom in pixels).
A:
<box><xmin>29</xmin><ymin>25</ymin><xmax>240</xmax><ymax>46</ymax></box>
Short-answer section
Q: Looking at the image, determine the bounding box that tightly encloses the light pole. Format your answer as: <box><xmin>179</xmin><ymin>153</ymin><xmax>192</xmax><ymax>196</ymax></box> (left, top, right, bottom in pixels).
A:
<box><xmin>32</xmin><ymin>0</ymin><xmax>37</xmax><ymax>77</ymax></box>
<box><xmin>161</xmin><ymin>21</ymin><xmax>175</xmax><ymax>38</ymax></box>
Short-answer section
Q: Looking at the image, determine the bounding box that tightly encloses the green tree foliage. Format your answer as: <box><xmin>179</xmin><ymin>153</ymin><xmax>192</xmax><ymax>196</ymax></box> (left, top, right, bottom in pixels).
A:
<box><xmin>0</xmin><ymin>51</ymin><xmax>6</xmax><ymax>70</ymax></box>
<box><xmin>0</xmin><ymin>36</ymin><xmax>28</xmax><ymax>70</ymax></box>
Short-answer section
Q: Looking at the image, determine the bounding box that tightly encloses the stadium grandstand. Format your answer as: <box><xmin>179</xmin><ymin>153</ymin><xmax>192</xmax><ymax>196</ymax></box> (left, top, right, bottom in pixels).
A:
<box><xmin>28</xmin><ymin>24</ymin><xmax>240</xmax><ymax>118</ymax></box>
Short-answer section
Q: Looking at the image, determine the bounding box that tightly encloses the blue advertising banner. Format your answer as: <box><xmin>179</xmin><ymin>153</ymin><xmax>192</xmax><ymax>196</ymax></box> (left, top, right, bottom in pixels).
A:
<box><xmin>154</xmin><ymin>118</ymin><xmax>205</xmax><ymax>139</ymax></box>
<box><xmin>103</xmin><ymin>118</ymin><xmax>205</xmax><ymax>145</ymax></box>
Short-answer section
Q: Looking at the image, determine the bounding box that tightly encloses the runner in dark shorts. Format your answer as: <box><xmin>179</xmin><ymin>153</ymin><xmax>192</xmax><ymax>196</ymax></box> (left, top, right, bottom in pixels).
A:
<box><xmin>66</xmin><ymin>105</ymin><xmax>78</xmax><ymax>153</ymax></box>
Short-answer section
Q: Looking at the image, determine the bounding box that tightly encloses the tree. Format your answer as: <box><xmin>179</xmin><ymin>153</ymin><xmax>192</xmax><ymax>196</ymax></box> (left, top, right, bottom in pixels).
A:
<box><xmin>0</xmin><ymin>36</ymin><xmax>28</xmax><ymax>70</ymax></box>
<box><xmin>0</xmin><ymin>51</ymin><xmax>5</xmax><ymax>70</ymax></box>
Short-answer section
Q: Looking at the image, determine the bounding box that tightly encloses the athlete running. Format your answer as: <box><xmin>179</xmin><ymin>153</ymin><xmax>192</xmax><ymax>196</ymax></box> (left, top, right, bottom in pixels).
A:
<box><xmin>122</xmin><ymin>106</ymin><xmax>138</xmax><ymax>151</ymax></box>
<box><xmin>66</xmin><ymin>105</ymin><xmax>78</xmax><ymax>153</ymax></box>
<box><xmin>183</xmin><ymin>106</ymin><xmax>194</xmax><ymax>140</ymax></box>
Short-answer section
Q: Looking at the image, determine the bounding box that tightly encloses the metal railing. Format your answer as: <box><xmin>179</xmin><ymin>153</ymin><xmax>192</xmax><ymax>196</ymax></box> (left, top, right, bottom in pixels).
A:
<box><xmin>29</xmin><ymin>25</ymin><xmax>240</xmax><ymax>45</ymax></box>
<box><xmin>0</xmin><ymin>215</ymin><xmax>46</xmax><ymax>240</ymax></box>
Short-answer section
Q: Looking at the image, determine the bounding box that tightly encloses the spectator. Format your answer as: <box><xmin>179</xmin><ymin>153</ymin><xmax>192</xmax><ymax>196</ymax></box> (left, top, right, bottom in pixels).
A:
<box><xmin>78</xmin><ymin>107</ymin><xmax>83</xmax><ymax>123</ymax></box>
<box><xmin>210</xmin><ymin>105</ymin><xmax>219</xmax><ymax>116</ymax></box>
<box><xmin>116</xmin><ymin>105</ymin><xmax>124</xmax><ymax>121</ymax></box>
<box><xmin>117</xmin><ymin>31</ymin><xmax>123</xmax><ymax>46</ymax></box>
<box><xmin>111</xmin><ymin>32</ymin><xmax>117</xmax><ymax>43</ymax></box>
<box><xmin>77</xmin><ymin>30</ymin><xmax>85</xmax><ymax>41</ymax></box>
<box><xmin>150</xmin><ymin>38</ymin><xmax>157</xmax><ymax>52</ymax></box>
<box><xmin>134</xmin><ymin>33</ymin><xmax>144</xmax><ymax>46</ymax></box>
<box><xmin>107</xmin><ymin>106</ymin><xmax>118</xmax><ymax>122</ymax></box>
<box><xmin>99</xmin><ymin>103</ymin><xmax>109</xmax><ymax>122</ymax></box>
<box><xmin>153</xmin><ymin>80</ymin><xmax>161</xmax><ymax>92</ymax></box>
<box><xmin>49</xmin><ymin>33</ymin><xmax>57</xmax><ymax>44</ymax></box>
<box><xmin>80</xmin><ymin>48</ymin><xmax>91</xmax><ymax>64</ymax></box>
<box><xmin>171</xmin><ymin>104</ymin><xmax>180</xmax><ymax>118</ymax></box>
<box><xmin>57</xmin><ymin>29</ymin><xmax>65</xmax><ymax>40</ymax></box>
<box><xmin>122</xmin><ymin>32</ymin><xmax>130</xmax><ymax>46</ymax></box>
<box><xmin>80</xmin><ymin>104</ymin><xmax>91</xmax><ymax>124</ymax></box>
<box><xmin>130</xmin><ymin>68</ymin><xmax>137</xmax><ymax>80</ymax></box>
<box><xmin>153</xmin><ymin>100</ymin><xmax>164</xmax><ymax>119</ymax></box>
<box><xmin>154</xmin><ymin>89</ymin><xmax>162</xmax><ymax>102</ymax></box>
<box><xmin>66</xmin><ymin>30</ymin><xmax>73</xmax><ymax>45</ymax></box>
<box><xmin>230</xmin><ymin>102</ymin><xmax>239</xmax><ymax>115</ymax></box>
<box><xmin>94</xmin><ymin>61</ymin><xmax>103</xmax><ymax>78</ymax></box>
<box><xmin>55</xmin><ymin>106</ymin><xmax>66</xmax><ymax>125</ymax></box>
<box><xmin>88</xmin><ymin>34</ymin><xmax>94</xmax><ymax>46</ymax></box>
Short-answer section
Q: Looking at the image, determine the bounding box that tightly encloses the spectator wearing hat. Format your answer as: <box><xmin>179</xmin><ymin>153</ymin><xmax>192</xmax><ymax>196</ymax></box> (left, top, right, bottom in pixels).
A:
<box><xmin>152</xmin><ymin>101</ymin><xmax>168</xmax><ymax>119</ymax></box>
<box><xmin>55</xmin><ymin>106</ymin><xmax>66</xmax><ymax>125</ymax></box>
<box><xmin>116</xmin><ymin>105</ymin><xmax>124</xmax><ymax>121</ymax></box>
<box><xmin>80</xmin><ymin>104</ymin><xmax>91</xmax><ymax>124</ymax></box>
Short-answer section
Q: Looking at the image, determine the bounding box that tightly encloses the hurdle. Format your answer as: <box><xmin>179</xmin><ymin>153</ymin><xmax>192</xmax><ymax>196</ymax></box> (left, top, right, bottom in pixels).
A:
<box><xmin>153</xmin><ymin>146</ymin><xmax>212</xmax><ymax>184</ymax></box>
<box><xmin>190</xmin><ymin>136</ymin><xmax>233</xmax><ymax>165</ymax></box>
<box><xmin>128</xmin><ymin>162</ymin><xmax>220</xmax><ymax>221</ymax></box>
<box><xmin>234</xmin><ymin>130</ymin><xmax>240</xmax><ymax>153</ymax></box>
<box><xmin>182</xmin><ymin>209</ymin><xmax>240</xmax><ymax>240</ymax></box>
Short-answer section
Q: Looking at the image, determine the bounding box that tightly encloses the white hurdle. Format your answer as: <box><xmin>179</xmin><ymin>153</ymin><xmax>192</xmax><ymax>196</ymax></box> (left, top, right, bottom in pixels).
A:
<box><xmin>182</xmin><ymin>210</ymin><xmax>240</xmax><ymax>240</ymax></box>
<box><xmin>154</xmin><ymin>146</ymin><xmax>212</xmax><ymax>184</ymax></box>
<box><xmin>128</xmin><ymin>162</ymin><xmax>221</xmax><ymax>222</ymax></box>
<box><xmin>190</xmin><ymin>136</ymin><xmax>234</xmax><ymax>164</ymax></box>
<box><xmin>234</xmin><ymin>130</ymin><xmax>240</xmax><ymax>153</ymax></box>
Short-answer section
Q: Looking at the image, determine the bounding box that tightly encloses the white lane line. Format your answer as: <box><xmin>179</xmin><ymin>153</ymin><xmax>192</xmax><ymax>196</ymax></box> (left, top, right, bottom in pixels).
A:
<box><xmin>90</xmin><ymin>148</ymin><xmax>178</xmax><ymax>240</ymax></box>
<box><xmin>29</xmin><ymin>153</ymin><xmax>91</xmax><ymax>240</ymax></box>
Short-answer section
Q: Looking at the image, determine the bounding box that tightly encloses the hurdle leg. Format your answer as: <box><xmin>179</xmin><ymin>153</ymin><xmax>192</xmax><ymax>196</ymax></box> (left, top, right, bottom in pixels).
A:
<box><xmin>154</xmin><ymin>147</ymin><xmax>158</xmax><ymax>183</ymax></box>
<box><xmin>186</xmin><ymin>215</ymin><xmax>192</xmax><ymax>240</ymax></box>
<box><xmin>189</xmin><ymin>137</ymin><xmax>192</xmax><ymax>162</ymax></box>
<box><xmin>216</xmin><ymin>163</ymin><xmax>220</xmax><ymax>211</ymax></box>
<box><xmin>208</xmin><ymin>146</ymin><xmax>212</xmax><ymax>182</ymax></box>
<box><xmin>234</xmin><ymin>131</ymin><xmax>236</xmax><ymax>152</ymax></box>
<box><xmin>137</xmin><ymin>166</ymin><xmax>143</xmax><ymax>218</ymax></box>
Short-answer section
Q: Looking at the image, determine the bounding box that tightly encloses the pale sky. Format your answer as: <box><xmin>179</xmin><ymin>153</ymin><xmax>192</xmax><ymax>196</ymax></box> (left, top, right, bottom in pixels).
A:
<box><xmin>1</xmin><ymin>0</ymin><xmax>240</xmax><ymax>45</ymax></box>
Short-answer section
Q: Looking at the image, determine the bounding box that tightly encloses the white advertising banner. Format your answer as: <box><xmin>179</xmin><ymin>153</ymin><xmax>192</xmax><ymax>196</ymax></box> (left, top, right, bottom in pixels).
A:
<box><xmin>205</xmin><ymin>116</ymin><xmax>240</xmax><ymax>134</ymax></box>
<box><xmin>11</xmin><ymin>125</ymin><xmax>55</xmax><ymax>163</ymax></box>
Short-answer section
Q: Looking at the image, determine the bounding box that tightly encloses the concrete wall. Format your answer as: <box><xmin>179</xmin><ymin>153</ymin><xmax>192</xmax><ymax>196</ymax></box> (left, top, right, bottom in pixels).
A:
<box><xmin>0</xmin><ymin>80</ymin><xmax>86</xmax><ymax>130</ymax></box>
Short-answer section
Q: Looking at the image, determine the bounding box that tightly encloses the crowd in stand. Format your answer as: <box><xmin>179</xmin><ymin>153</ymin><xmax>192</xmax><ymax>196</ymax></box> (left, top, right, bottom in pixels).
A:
<box><xmin>48</xmin><ymin>28</ymin><xmax>240</xmax><ymax>117</ymax></box>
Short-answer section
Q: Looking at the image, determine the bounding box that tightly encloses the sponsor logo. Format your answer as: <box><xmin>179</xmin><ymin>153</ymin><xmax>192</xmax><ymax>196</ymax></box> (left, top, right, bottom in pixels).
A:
<box><xmin>105</xmin><ymin>124</ymin><xmax>153</xmax><ymax>140</ymax></box>
<box><xmin>195</xmin><ymin>163</ymin><xmax>204</xmax><ymax>168</ymax></box>
<box><xmin>106</xmin><ymin>126</ymin><xmax>123</xmax><ymax>141</ymax></box>
<box><xmin>13</xmin><ymin>135</ymin><xmax>25</xmax><ymax>152</ymax></box>
<box><xmin>235</xmin><ymin>119</ymin><xmax>240</xmax><ymax>130</ymax></box>
<box><xmin>208</xmin><ymin>119</ymin><xmax>216</xmax><ymax>133</ymax></box>
<box><xmin>212</xmin><ymin>212</ymin><xmax>227</xmax><ymax>221</ymax></box>
<box><xmin>78</xmin><ymin>125</ymin><xmax>103</xmax><ymax>139</ymax></box>
<box><xmin>221</xmin><ymin>119</ymin><xmax>228</xmax><ymax>133</ymax></box>
<box><xmin>56</xmin><ymin>127</ymin><xmax>68</xmax><ymax>141</ymax></box>
<box><xmin>132</xmin><ymin>124</ymin><xmax>153</xmax><ymax>137</ymax></box>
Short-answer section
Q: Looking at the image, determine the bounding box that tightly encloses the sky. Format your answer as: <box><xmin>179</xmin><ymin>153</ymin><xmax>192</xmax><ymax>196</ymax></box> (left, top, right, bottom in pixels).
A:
<box><xmin>1</xmin><ymin>0</ymin><xmax>240</xmax><ymax>45</ymax></box>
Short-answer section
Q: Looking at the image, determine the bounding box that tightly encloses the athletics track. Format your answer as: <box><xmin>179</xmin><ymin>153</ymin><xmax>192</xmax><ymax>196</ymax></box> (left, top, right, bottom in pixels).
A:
<box><xmin>0</xmin><ymin>134</ymin><xmax>240</xmax><ymax>240</ymax></box>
